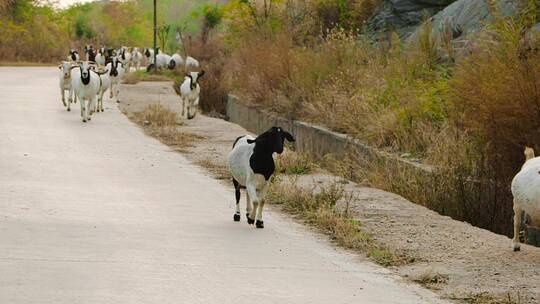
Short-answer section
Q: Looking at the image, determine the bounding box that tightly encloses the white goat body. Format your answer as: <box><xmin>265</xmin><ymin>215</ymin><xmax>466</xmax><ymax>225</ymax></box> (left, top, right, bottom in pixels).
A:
<box><xmin>511</xmin><ymin>148</ymin><xmax>540</xmax><ymax>250</ymax></box>
<box><xmin>71</xmin><ymin>62</ymin><xmax>101</xmax><ymax>122</ymax></box>
<box><xmin>58</xmin><ymin>61</ymin><xmax>77</xmax><ymax>111</ymax></box>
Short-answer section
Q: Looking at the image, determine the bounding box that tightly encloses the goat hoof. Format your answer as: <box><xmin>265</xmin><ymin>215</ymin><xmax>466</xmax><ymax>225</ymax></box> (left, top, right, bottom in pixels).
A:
<box><xmin>247</xmin><ymin>214</ymin><xmax>255</xmax><ymax>225</ymax></box>
<box><xmin>256</xmin><ymin>220</ymin><xmax>264</xmax><ymax>229</ymax></box>
<box><xmin>67</xmin><ymin>108</ymin><xmax>71</xmax><ymax>112</ymax></box>
<box><xmin>82</xmin><ymin>119</ymin><xmax>87</xmax><ymax>123</ymax></box>
<box><xmin>512</xmin><ymin>243</ymin><xmax>521</xmax><ymax>252</ymax></box>
<box><xmin>233</xmin><ymin>213</ymin><xmax>241</xmax><ymax>222</ymax></box>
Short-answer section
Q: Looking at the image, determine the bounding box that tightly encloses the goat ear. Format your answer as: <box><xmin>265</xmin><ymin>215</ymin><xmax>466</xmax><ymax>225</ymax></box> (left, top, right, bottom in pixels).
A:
<box><xmin>198</xmin><ymin>70</ymin><xmax>205</xmax><ymax>78</ymax></box>
<box><xmin>283</xmin><ymin>131</ymin><xmax>295</xmax><ymax>142</ymax></box>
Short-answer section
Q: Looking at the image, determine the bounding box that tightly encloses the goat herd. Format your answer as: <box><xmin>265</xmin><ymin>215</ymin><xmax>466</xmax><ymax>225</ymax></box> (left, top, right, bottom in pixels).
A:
<box><xmin>59</xmin><ymin>45</ymin><xmax>204</xmax><ymax>122</ymax></box>
<box><xmin>57</xmin><ymin>46</ymin><xmax>539</xmax><ymax>250</ymax></box>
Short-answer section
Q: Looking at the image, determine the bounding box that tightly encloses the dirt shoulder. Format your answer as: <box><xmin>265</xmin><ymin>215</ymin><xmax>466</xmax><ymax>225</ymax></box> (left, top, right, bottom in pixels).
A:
<box><xmin>119</xmin><ymin>81</ymin><xmax>540</xmax><ymax>304</ymax></box>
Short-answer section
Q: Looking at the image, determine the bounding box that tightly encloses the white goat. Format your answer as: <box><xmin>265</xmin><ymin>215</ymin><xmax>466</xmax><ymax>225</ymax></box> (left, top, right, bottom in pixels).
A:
<box><xmin>168</xmin><ymin>53</ymin><xmax>184</xmax><ymax>70</ymax></box>
<box><xmin>152</xmin><ymin>53</ymin><xmax>171</xmax><ymax>70</ymax></box>
<box><xmin>185</xmin><ymin>56</ymin><xmax>199</xmax><ymax>71</ymax></box>
<box><xmin>71</xmin><ymin>62</ymin><xmax>100</xmax><ymax>122</ymax></box>
<box><xmin>58</xmin><ymin>61</ymin><xmax>77</xmax><ymax>111</ymax></box>
<box><xmin>96</xmin><ymin>67</ymin><xmax>111</xmax><ymax>113</ymax></box>
<box><xmin>228</xmin><ymin>127</ymin><xmax>295</xmax><ymax>228</ymax></box>
<box><xmin>179</xmin><ymin>71</ymin><xmax>204</xmax><ymax>119</ymax></box>
<box><xmin>95</xmin><ymin>47</ymin><xmax>106</xmax><ymax>66</ymax></box>
<box><xmin>511</xmin><ymin>147</ymin><xmax>540</xmax><ymax>251</ymax></box>
<box><xmin>131</xmin><ymin>47</ymin><xmax>143</xmax><ymax>71</ymax></box>
<box><xmin>107</xmin><ymin>57</ymin><xmax>125</xmax><ymax>102</ymax></box>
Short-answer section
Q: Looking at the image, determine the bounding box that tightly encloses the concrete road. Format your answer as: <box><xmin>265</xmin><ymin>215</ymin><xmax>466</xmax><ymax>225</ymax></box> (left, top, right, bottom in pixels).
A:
<box><xmin>0</xmin><ymin>67</ymin><xmax>448</xmax><ymax>304</ymax></box>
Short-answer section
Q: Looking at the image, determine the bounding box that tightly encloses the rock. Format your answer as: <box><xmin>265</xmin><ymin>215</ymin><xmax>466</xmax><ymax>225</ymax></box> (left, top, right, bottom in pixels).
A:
<box><xmin>369</xmin><ymin>0</ymin><xmax>455</xmax><ymax>37</ymax></box>
<box><xmin>408</xmin><ymin>0</ymin><xmax>517</xmax><ymax>43</ymax></box>
<box><xmin>143</xmin><ymin>120</ymin><xmax>151</xmax><ymax>126</ymax></box>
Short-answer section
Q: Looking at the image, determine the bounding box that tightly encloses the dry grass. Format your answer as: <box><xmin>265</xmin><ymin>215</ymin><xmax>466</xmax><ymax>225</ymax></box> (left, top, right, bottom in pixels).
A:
<box><xmin>123</xmin><ymin>71</ymin><xmax>175</xmax><ymax>84</ymax></box>
<box><xmin>451</xmin><ymin>292</ymin><xmax>522</xmax><ymax>304</ymax></box>
<box><xmin>129</xmin><ymin>103</ymin><xmax>203</xmax><ymax>150</ymax></box>
<box><xmin>267</xmin><ymin>179</ymin><xmax>407</xmax><ymax>267</ymax></box>
<box><xmin>411</xmin><ymin>268</ymin><xmax>449</xmax><ymax>290</ymax></box>
<box><xmin>276</xmin><ymin>150</ymin><xmax>317</xmax><ymax>175</ymax></box>
<box><xmin>195</xmin><ymin>158</ymin><xmax>230</xmax><ymax>180</ymax></box>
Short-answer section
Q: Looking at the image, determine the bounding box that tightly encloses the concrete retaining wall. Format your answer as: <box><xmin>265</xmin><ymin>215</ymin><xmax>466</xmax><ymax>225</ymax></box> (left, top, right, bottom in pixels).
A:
<box><xmin>226</xmin><ymin>95</ymin><xmax>430</xmax><ymax>172</ymax></box>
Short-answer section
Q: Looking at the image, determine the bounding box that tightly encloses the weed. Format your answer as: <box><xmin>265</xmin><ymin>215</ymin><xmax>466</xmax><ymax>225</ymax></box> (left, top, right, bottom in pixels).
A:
<box><xmin>130</xmin><ymin>104</ymin><xmax>203</xmax><ymax>149</ymax></box>
<box><xmin>195</xmin><ymin>158</ymin><xmax>230</xmax><ymax>180</ymax></box>
<box><xmin>267</xmin><ymin>180</ymin><xmax>407</xmax><ymax>267</ymax></box>
<box><xmin>276</xmin><ymin>151</ymin><xmax>316</xmax><ymax>175</ymax></box>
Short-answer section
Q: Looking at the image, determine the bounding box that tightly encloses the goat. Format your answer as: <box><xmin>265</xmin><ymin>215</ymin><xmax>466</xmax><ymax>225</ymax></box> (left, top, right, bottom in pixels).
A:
<box><xmin>168</xmin><ymin>53</ymin><xmax>184</xmax><ymax>70</ymax></box>
<box><xmin>185</xmin><ymin>56</ymin><xmax>199</xmax><ymax>71</ymax></box>
<box><xmin>95</xmin><ymin>47</ymin><xmax>106</xmax><ymax>66</ymax></box>
<box><xmin>71</xmin><ymin>61</ymin><xmax>100</xmax><ymax>122</ymax></box>
<box><xmin>68</xmin><ymin>49</ymin><xmax>80</xmax><ymax>62</ymax></box>
<box><xmin>131</xmin><ymin>47</ymin><xmax>143</xmax><ymax>71</ymax></box>
<box><xmin>107</xmin><ymin>57</ymin><xmax>125</xmax><ymax>102</ymax></box>
<box><xmin>96</xmin><ymin>67</ymin><xmax>111</xmax><ymax>113</ymax></box>
<box><xmin>105</xmin><ymin>48</ymin><xmax>115</xmax><ymax>65</ymax></box>
<box><xmin>58</xmin><ymin>61</ymin><xmax>77</xmax><ymax>111</ymax></box>
<box><xmin>84</xmin><ymin>45</ymin><xmax>96</xmax><ymax>62</ymax></box>
<box><xmin>143</xmin><ymin>47</ymin><xmax>154</xmax><ymax>61</ymax></box>
<box><xmin>227</xmin><ymin>127</ymin><xmax>295</xmax><ymax>228</ymax></box>
<box><xmin>119</xmin><ymin>48</ymin><xmax>132</xmax><ymax>72</ymax></box>
<box><xmin>511</xmin><ymin>146</ymin><xmax>540</xmax><ymax>251</ymax></box>
<box><xmin>179</xmin><ymin>71</ymin><xmax>204</xmax><ymax>119</ymax></box>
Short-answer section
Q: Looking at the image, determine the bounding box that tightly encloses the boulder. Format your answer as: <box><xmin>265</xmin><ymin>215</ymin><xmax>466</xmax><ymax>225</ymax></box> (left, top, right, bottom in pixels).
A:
<box><xmin>418</xmin><ymin>0</ymin><xmax>517</xmax><ymax>41</ymax></box>
<box><xmin>369</xmin><ymin>0</ymin><xmax>456</xmax><ymax>36</ymax></box>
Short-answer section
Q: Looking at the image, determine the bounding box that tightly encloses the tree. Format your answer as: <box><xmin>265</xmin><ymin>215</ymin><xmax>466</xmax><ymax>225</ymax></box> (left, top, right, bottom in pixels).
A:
<box><xmin>201</xmin><ymin>3</ymin><xmax>223</xmax><ymax>43</ymax></box>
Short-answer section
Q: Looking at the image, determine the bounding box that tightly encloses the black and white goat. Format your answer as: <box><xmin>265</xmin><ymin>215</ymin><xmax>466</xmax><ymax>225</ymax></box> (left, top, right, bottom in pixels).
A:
<box><xmin>168</xmin><ymin>53</ymin><xmax>184</xmax><ymax>70</ymax></box>
<box><xmin>227</xmin><ymin>127</ymin><xmax>295</xmax><ymax>228</ymax></box>
<box><xmin>119</xmin><ymin>48</ymin><xmax>131</xmax><ymax>72</ymax></box>
<box><xmin>179</xmin><ymin>71</ymin><xmax>204</xmax><ymax>119</ymax></box>
<box><xmin>68</xmin><ymin>49</ymin><xmax>80</xmax><ymax>62</ymax></box>
<box><xmin>84</xmin><ymin>45</ymin><xmax>96</xmax><ymax>62</ymax></box>
<box><xmin>71</xmin><ymin>61</ymin><xmax>100</xmax><ymax>122</ymax></box>
<box><xmin>107</xmin><ymin>57</ymin><xmax>125</xmax><ymax>102</ymax></box>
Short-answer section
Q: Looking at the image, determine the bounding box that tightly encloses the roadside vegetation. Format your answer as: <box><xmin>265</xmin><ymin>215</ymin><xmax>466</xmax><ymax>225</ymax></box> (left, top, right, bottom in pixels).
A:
<box><xmin>267</xmin><ymin>179</ymin><xmax>407</xmax><ymax>266</ymax></box>
<box><xmin>129</xmin><ymin>103</ymin><xmax>203</xmax><ymax>152</ymax></box>
<box><xmin>123</xmin><ymin>70</ymin><xmax>177</xmax><ymax>84</ymax></box>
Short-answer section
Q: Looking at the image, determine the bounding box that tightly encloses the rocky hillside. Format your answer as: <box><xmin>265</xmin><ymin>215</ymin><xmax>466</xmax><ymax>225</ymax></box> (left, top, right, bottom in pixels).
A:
<box><xmin>370</xmin><ymin>0</ymin><xmax>518</xmax><ymax>39</ymax></box>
